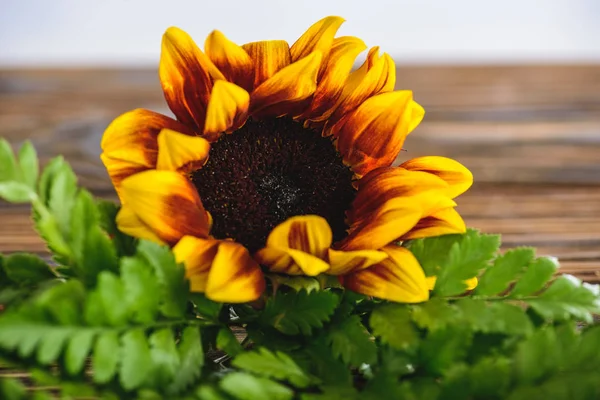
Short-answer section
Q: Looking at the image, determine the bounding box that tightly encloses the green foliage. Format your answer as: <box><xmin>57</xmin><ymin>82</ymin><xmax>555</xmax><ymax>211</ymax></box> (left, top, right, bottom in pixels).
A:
<box><xmin>0</xmin><ymin>140</ymin><xmax>599</xmax><ymax>399</ymax></box>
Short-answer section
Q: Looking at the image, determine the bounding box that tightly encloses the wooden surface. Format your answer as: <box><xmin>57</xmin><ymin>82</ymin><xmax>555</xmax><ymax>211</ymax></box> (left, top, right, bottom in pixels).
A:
<box><xmin>1</xmin><ymin>65</ymin><xmax>599</xmax><ymax>282</ymax></box>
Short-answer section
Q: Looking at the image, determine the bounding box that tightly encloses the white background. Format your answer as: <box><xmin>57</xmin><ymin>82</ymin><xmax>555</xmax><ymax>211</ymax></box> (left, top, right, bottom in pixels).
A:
<box><xmin>1</xmin><ymin>0</ymin><xmax>599</xmax><ymax>66</ymax></box>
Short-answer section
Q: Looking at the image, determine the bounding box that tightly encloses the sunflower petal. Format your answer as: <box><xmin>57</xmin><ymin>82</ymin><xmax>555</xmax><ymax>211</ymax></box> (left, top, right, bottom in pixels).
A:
<box><xmin>206</xmin><ymin>241</ymin><xmax>266</xmax><ymax>302</ymax></box>
<box><xmin>290</xmin><ymin>16</ymin><xmax>344</xmax><ymax>62</ymax></box>
<box><xmin>116</xmin><ymin>205</ymin><xmax>166</xmax><ymax>245</ymax></box>
<box><xmin>426</xmin><ymin>276</ymin><xmax>478</xmax><ymax>291</ymax></box>
<box><xmin>249</xmin><ymin>51</ymin><xmax>322</xmax><ymax>117</ymax></box>
<box><xmin>327</xmin><ymin>248</ymin><xmax>388</xmax><ymax>275</ymax></box>
<box><xmin>255</xmin><ymin>247</ymin><xmax>331</xmax><ymax>276</ymax></box>
<box><xmin>401</xmin><ymin>156</ymin><xmax>473</xmax><ymax>198</ymax></box>
<box><xmin>324</xmin><ymin>48</ymin><xmax>396</xmax><ymax>136</ymax></box>
<box><xmin>119</xmin><ymin>170</ymin><xmax>210</xmax><ymax>245</ymax></box>
<box><xmin>242</xmin><ymin>40</ymin><xmax>291</xmax><ymax>88</ymax></box>
<box><xmin>300</xmin><ymin>36</ymin><xmax>367</xmax><ymax>122</ymax></box>
<box><xmin>160</xmin><ymin>27</ymin><xmax>225</xmax><ymax>131</ymax></box>
<box><xmin>343</xmin><ymin>246</ymin><xmax>429</xmax><ymax>303</ymax></box>
<box><xmin>339</xmin><ymin>199</ymin><xmax>422</xmax><ymax>251</ymax></box>
<box><xmin>205</xmin><ymin>30</ymin><xmax>254</xmax><ymax>91</ymax></box>
<box><xmin>156</xmin><ymin>129</ymin><xmax>211</xmax><ymax>172</ymax></box>
<box><xmin>265</xmin><ymin>215</ymin><xmax>332</xmax><ymax>258</ymax></box>
<box><xmin>400</xmin><ymin>207</ymin><xmax>466</xmax><ymax>240</ymax></box>
<box><xmin>204</xmin><ymin>80</ymin><xmax>250</xmax><ymax>139</ymax></box>
<box><xmin>348</xmin><ymin>167</ymin><xmax>449</xmax><ymax>225</ymax></box>
<box><xmin>336</xmin><ymin>90</ymin><xmax>424</xmax><ymax>176</ymax></box>
<box><xmin>173</xmin><ymin>235</ymin><xmax>220</xmax><ymax>292</ymax></box>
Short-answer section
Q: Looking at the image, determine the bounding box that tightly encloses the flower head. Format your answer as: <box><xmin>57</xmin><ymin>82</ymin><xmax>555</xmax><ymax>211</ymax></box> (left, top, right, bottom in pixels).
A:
<box><xmin>101</xmin><ymin>16</ymin><xmax>473</xmax><ymax>303</ymax></box>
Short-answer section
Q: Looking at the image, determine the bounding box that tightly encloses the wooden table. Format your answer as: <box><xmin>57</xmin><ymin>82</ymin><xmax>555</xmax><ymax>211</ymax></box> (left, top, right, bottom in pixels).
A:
<box><xmin>1</xmin><ymin>66</ymin><xmax>599</xmax><ymax>282</ymax></box>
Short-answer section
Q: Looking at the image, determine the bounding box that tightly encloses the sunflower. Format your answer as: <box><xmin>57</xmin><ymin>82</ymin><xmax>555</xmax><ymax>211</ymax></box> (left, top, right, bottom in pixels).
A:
<box><xmin>100</xmin><ymin>16</ymin><xmax>473</xmax><ymax>303</ymax></box>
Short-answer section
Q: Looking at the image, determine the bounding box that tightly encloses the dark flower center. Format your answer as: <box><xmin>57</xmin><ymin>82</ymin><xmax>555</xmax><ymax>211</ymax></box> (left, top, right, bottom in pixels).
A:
<box><xmin>191</xmin><ymin>117</ymin><xmax>356</xmax><ymax>253</ymax></box>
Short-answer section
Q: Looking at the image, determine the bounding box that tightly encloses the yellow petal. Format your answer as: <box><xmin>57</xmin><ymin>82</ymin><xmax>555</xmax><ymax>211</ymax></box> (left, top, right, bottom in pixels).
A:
<box><xmin>348</xmin><ymin>167</ymin><xmax>449</xmax><ymax>225</ymax></box>
<box><xmin>265</xmin><ymin>215</ymin><xmax>333</xmax><ymax>258</ymax></box>
<box><xmin>205</xmin><ymin>30</ymin><xmax>254</xmax><ymax>91</ymax></box>
<box><xmin>156</xmin><ymin>129</ymin><xmax>211</xmax><ymax>172</ymax></box>
<box><xmin>242</xmin><ymin>40</ymin><xmax>291</xmax><ymax>88</ymax></box>
<box><xmin>343</xmin><ymin>246</ymin><xmax>429</xmax><ymax>303</ymax></box>
<box><xmin>290</xmin><ymin>16</ymin><xmax>344</xmax><ymax>62</ymax></box>
<box><xmin>249</xmin><ymin>51</ymin><xmax>323</xmax><ymax>117</ymax></box>
<box><xmin>254</xmin><ymin>246</ymin><xmax>330</xmax><ymax>276</ymax></box>
<box><xmin>160</xmin><ymin>26</ymin><xmax>225</xmax><ymax>131</ymax></box>
<box><xmin>324</xmin><ymin>48</ymin><xmax>396</xmax><ymax>136</ymax></box>
<box><xmin>115</xmin><ymin>205</ymin><xmax>166</xmax><ymax>245</ymax></box>
<box><xmin>101</xmin><ymin>109</ymin><xmax>196</xmax><ymax>192</ymax></box>
<box><xmin>326</xmin><ymin>248</ymin><xmax>388</xmax><ymax>275</ymax></box>
<box><xmin>119</xmin><ymin>170</ymin><xmax>210</xmax><ymax>245</ymax></box>
<box><xmin>206</xmin><ymin>241</ymin><xmax>266</xmax><ymax>303</ymax></box>
<box><xmin>400</xmin><ymin>207</ymin><xmax>467</xmax><ymax>240</ymax></box>
<box><xmin>339</xmin><ymin>199</ymin><xmax>423</xmax><ymax>251</ymax></box>
<box><xmin>335</xmin><ymin>91</ymin><xmax>424</xmax><ymax>176</ymax></box>
<box><xmin>426</xmin><ymin>276</ymin><xmax>478</xmax><ymax>291</ymax></box>
<box><xmin>400</xmin><ymin>156</ymin><xmax>473</xmax><ymax>198</ymax></box>
<box><xmin>173</xmin><ymin>235</ymin><xmax>220</xmax><ymax>292</ymax></box>
<box><xmin>204</xmin><ymin>80</ymin><xmax>250</xmax><ymax>139</ymax></box>
<box><xmin>300</xmin><ymin>36</ymin><xmax>367</xmax><ymax>122</ymax></box>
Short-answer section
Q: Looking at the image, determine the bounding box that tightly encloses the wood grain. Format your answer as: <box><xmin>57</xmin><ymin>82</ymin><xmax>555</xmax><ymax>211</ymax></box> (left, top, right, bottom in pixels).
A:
<box><xmin>1</xmin><ymin>65</ymin><xmax>599</xmax><ymax>282</ymax></box>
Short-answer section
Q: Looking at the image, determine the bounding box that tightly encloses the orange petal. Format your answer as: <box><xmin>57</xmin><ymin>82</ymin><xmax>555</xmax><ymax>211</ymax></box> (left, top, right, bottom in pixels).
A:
<box><xmin>335</xmin><ymin>91</ymin><xmax>425</xmax><ymax>176</ymax></box>
<box><xmin>426</xmin><ymin>276</ymin><xmax>478</xmax><ymax>291</ymax></box>
<box><xmin>205</xmin><ymin>30</ymin><xmax>254</xmax><ymax>91</ymax></box>
<box><xmin>339</xmin><ymin>199</ymin><xmax>422</xmax><ymax>251</ymax></box>
<box><xmin>290</xmin><ymin>16</ymin><xmax>344</xmax><ymax>62</ymax></box>
<box><xmin>249</xmin><ymin>51</ymin><xmax>322</xmax><ymax>117</ymax></box>
<box><xmin>254</xmin><ymin>247</ymin><xmax>330</xmax><ymax>276</ymax></box>
<box><xmin>300</xmin><ymin>36</ymin><xmax>367</xmax><ymax>122</ymax></box>
<box><xmin>160</xmin><ymin>27</ymin><xmax>225</xmax><ymax>131</ymax></box>
<box><xmin>204</xmin><ymin>80</ymin><xmax>250</xmax><ymax>139</ymax></box>
<box><xmin>348</xmin><ymin>167</ymin><xmax>449</xmax><ymax>225</ymax></box>
<box><xmin>326</xmin><ymin>248</ymin><xmax>388</xmax><ymax>275</ymax></box>
<box><xmin>242</xmin><ymin>40</ymin><xmax>291</xmax><ymax>88</ymax></box>
<box><xmin>324</xmin><ymin>47</ymin><xmax>396</xmax><ymax>136</ymax></box>
<box><xmin>400</xmin><ymin>207</ymin><xmax>466</xmax><ymax>240</ymax></box>
<box><xmin>343</xmin><ymin>246</ymin><xmax>429</xmax><ymax>303</ymax></box>
<box><xmin>115</xmin><ymin>205</ymin><xmax>166</xmax><ymax>245</ymax></box>
<box><xmin>400</xmin><ymin>156</ymin><xmax>473</xmax><ymax>198</ymax></box>
<box><xmin>119</xmin><ymin>170</ymin><xmax>210</xmax><ymax>245</ymax></box>
<box><xmin>206</xmin><ymin>241</ymin><xmax>266</xmax><ymax>303</ymax></box>
<box><xmin>173</xmin><ymin>235</ymin><xmax>220</xmax><ymax>292</ymax></box>
<box><xmin>156</xmin><ymin>129</ymin><xmax>211</xmax><ymax>172</ymax></box>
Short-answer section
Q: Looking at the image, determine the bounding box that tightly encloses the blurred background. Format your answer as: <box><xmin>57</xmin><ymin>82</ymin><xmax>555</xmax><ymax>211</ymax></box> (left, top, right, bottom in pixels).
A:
<box><xmin>1</xmin><ymin>0</ymin><xmax>599</xmax><ymax>281</ymax></box>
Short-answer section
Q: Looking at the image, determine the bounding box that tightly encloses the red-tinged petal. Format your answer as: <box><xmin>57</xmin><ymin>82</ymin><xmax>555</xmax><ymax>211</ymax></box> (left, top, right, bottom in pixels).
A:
<box><xmin>205</xmin><ymin>240</ymin><xmax>266</xmax><ymax>302</ymax></box>
<box><xmin>156</xmin><ymin>129</ymin><xmax>211</xmax><ymax>172</ymax></box>
<box><xmin>242</xmin><ymin>40</ymin><xmax>291</xmax><ymax>88</ymax></box>
<box><xmin>119</xmin><ymin>170</ymin><xmax>210</xmax><ymax>245</ymax></box>
<box><xmin>348</xmin><ymin>167</ymin><xmax>449</xmax><ymax>225</ymax></box>
<box><xmin>343</xmin><ymin>246</ymin><xmax>429</xmax><ymax>303</ymax></box>
<box><xmin>249</xmin><ymin>51</ymin><xmax>322</xmax><ymax>117</ymax></box>
<box><xmin>339</xmin><ymin>199</ymin><xmax>422</xmax><ymax>251</ymax></box>
<box><xmin>173</xmin><ymin>235</ymin><xmax>220</xmax><ymax>292</ymax></box>
<box><xmin>400</xmin><ymin>156</ymin><xmax>473</xmax><ymax>198</ymax></box>
<box><xmin>204</xmin><ymin>80</ymin><xmax>250</xmax><ymax>140</ymax></box>
<box><xmin>290</xmin><ymin>16</ymin><xmax>345</xmax><ymax>62</ymax></box>
<box><xmin>160</xmin><ymin>27</ymin><xmax>225</xmax><ymax>131</ymax></box>
<box><xmin>300</xmin><ymin>36</ymin><xmax>367</xmax><ymax>122</ymax></box>
<box><xmin>400</xmin><ymin>207</ymin><xmax>467</xmax><ymax>240</ymax></box>
<box><xmin>254</xmin><ymin>246</ymin><xmax>331</xmax><ymax>276</ymax></box>
<box><xmin>326</xmin><ymin>248</ymin><xmax>388</xmax><ymax>275</ymax></box>
<box><xmin>265</xmin><ymin>215</ymin><xmax>332</xmax><ymax>258</ymax></box>
<box><xmin>323</xmin><ymin>48</ymin><xmax>396</xmax><ymax>136</ymax></box>
<box><xmin>205</xmin><ymin>30</ymin><xmax>254</xmax><ymax>91</ymax></box>
<box><xmin>116</xmin><ymin>205</ymin><xmax>166</xmax><ymax>245</ymax></box>
<box><xmin>335</xmin><ymin>91</ymin><xmax>424</xmax><ymax>176</ymax></box>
